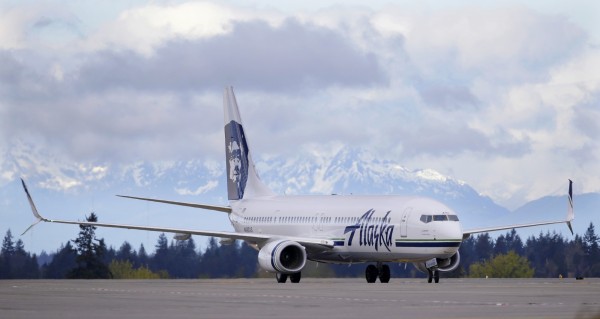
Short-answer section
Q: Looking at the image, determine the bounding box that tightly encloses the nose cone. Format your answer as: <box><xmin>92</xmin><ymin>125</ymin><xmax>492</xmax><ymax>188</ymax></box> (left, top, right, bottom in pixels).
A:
<box><xmin>439</xmin><ymin>221</ymin><xmax>463</xmax><ymax>240</ymax></box>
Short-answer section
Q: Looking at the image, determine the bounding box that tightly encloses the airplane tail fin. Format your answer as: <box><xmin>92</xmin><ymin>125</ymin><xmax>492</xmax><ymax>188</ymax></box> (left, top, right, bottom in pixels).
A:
<box><xmin>223</xmin><ymin>87</ymin><xmax>274</xmax><ymax>201</ymax></box>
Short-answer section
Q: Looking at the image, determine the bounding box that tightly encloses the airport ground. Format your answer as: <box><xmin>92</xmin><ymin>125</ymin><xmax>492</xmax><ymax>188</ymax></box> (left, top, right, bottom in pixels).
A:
<box><xmin>1</xmin><ymin>278</ymin><xmax>599</xmax><ymax>319</ymax></box>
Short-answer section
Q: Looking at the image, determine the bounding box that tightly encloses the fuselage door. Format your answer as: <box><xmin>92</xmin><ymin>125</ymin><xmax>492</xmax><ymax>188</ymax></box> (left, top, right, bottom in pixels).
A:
<box><xmin>400</xmin><ymin>207</ymin><xmax>412</xmax><ymax>238</ymax></box>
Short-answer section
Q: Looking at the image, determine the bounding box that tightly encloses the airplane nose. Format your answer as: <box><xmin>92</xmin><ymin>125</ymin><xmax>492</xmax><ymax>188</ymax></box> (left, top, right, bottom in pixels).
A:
<box><xmin>437</xmin><ymin>222</ymin><xmax>463</xmax><ymax>240</ymax></box>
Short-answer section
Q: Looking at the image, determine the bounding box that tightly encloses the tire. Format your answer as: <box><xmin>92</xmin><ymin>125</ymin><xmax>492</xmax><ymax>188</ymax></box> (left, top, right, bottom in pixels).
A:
<box><xmin>379</xmin><ymin>264</ymin><xmax>391</xmax><ymax>283</ymax></box>
<box><xmin>433</xmin><ymin>271</ymin><xmax>440</xmax><ymax>283</ymax></box>
<box><xmin>276</xmin><ymin>273</ymin><xmax>288</xmax><ymax>283</ymax></box>
<box><xmin>427</xmin><ymin>269</ymin><xmax>433</xmax><ymax>283</ymax></box>
<box><xmin>290</xmin><ymin>272</ymin><xmax>301</xmax><ymax>283</ymax></box>
<box><xmin>365</xmin><ymin>264</ymin><xmax>378</xmax><ymax>283</ymax></box>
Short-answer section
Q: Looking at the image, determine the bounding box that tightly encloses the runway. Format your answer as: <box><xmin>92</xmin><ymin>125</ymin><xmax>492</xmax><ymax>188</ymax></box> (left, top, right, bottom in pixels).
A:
<box><xmin>1</xmin><ymin>278</ymin><xmax>599</xmax><ymax>319</ymax></box>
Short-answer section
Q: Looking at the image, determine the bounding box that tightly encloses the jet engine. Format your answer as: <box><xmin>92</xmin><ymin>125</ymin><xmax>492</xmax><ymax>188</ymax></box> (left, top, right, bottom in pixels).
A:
<box><xmin>258</xmin><ymin>240</ymin><xmax>307</xmax><ymax>274</ymax></box>
<box><xmin>413</xmin><ymin>251</ymin><xmax>461</xmax><ymax>273</ymax></box>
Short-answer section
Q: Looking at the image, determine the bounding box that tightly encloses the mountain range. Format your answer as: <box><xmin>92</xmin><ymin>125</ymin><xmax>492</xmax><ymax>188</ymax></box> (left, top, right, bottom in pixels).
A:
<box><xmin>2</xmin><ymin>146</ymin><xmax>598</xmax><ymax>253</ymax></box>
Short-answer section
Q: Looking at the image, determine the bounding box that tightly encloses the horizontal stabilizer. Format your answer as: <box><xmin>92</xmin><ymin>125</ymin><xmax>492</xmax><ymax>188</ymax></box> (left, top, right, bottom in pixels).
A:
<box><xmin>117</xmin><ymin>195</ymin><xmax>231</xmax><ymax>213</ymax></box>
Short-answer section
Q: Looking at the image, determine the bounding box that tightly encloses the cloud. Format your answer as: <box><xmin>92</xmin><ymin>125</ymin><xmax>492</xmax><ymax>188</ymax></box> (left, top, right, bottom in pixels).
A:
<box><xmin>175</xmin><ymin>180</ymin><xmax>219</xmax><ymax>196</ymax></box>
<box><xmin>0</xmin><ymin>0</ymin><xmax>599</xmax><ymax>204</ymax></box>
<box><xmin>390</xmin><ymin>6</ymin><xmax>587</xmax><ymax>85</ymax></box>
<box><xmin>398</xmin><ymin>124</ymin><xmax>531</xmax><ymax>159</ymax></box>
<box><xmin>77</xmin><ymin>19</ymin><xmax>385</xmax><ymax>93</ymax></box>
<box><xmin>416</xmin><ymin>84</ymin><xmax>480</xmax><ymax>110</ymax></box>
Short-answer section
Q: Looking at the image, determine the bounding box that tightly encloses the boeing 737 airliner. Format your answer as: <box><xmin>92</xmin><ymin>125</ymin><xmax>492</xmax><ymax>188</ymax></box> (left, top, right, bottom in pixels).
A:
<box><xmin>21</xmin><ymin>87</ymin><xmax>574</xmax><ymax>283</ymax></box>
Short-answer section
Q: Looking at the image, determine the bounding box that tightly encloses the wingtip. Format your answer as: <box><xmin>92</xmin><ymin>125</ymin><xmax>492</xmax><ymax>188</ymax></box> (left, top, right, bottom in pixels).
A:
<box><xmin>20</xmin><ymin>178</ymin><xmax>47</xmax><ymax>228</ymax></box>
<box><xmin>566</xmin><ymin>179</ymin><xmax>574</xmax><ymax>235</ymax></box>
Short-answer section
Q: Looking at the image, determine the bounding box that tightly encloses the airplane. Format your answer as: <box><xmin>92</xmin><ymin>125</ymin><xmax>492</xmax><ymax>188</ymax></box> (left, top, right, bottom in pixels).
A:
<box><xmin>21</xmin><ymin>86</ymin><xmax>575</xmax><ymax>284</ymax></box>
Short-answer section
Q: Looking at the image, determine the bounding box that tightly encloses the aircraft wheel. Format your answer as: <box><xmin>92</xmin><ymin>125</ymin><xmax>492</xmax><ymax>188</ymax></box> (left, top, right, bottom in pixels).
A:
<box><xmin>365</xmin><ymin>264</ymin><xmax>378</xmax><ymax>283</ymax></box>
<box><xmin>379</xmin><ymin>264</ymin><xmax>391</xmax><ymax>283</ymax></box>
<box><xmin>290</xmin><ymin>272</ymin><xmax>302</xmax><ymax>283</ymax></box>
<box><xmin>434</xmin><ymin>271</ymin><xmax>440</xmax><ymax>283</ymax></box>
<box><xmin>427</xmin><ymin>269</ymin><xmax>433</xmax><ymax>283</ymax></box>
<box><xmin>276</xmin><ymin>273</ymin><xmax>288</xmax><ymax>283</ymax></box>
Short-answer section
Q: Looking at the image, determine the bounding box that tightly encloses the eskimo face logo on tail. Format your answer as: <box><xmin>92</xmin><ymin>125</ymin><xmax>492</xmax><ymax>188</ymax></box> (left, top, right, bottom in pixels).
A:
<box><xmin>344</xmin><ymin>210</ymin><xmax>394</xmax><ymax>252</ymax></box>
<box><xmin>225</xmin><ymin>120</ymin><xmax>249</xmax><ymax>200</ymax></box>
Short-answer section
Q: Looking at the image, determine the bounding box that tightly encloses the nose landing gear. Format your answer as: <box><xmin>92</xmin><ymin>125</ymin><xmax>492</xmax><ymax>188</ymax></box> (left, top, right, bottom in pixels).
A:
<box><xmin>427</xmin><ymin>269</ymin><xmax>440</xmax><ymax>283</ymax></box>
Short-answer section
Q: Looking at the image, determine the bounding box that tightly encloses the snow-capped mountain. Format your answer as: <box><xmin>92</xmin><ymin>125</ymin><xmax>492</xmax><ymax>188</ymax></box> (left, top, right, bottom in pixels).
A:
<box><xmin>258</xmin><ymin>147</ymin><xmax>507</xmax><ymax>229</ymax></box>
<box><xmin>3</xmin><ymin>145</ymin><xmax>595</xmax><ymax>254</ymax></box>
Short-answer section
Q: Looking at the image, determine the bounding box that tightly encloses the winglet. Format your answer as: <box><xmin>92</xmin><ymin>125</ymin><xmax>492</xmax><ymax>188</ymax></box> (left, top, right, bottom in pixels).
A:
<box><xmin>566</xmin><ymin>179</ymin><xmax>574</xmax><ymax>235</ymax></box>
<box><xmin>20</xmin><ymin>178</ymin><xmax>48</xmax><ymax>235</ymax></box>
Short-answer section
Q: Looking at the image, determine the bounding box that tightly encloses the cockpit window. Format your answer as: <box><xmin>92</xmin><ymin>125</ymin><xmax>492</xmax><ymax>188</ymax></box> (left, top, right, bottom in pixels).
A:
<box><xmin>433</xmin><ymin>215</ymin><xmax>448</xmax><ymax>221</ymax></box>
<box><xmin>421</xmin><ymin>214</ymin><xmax>459</xmax><ymax>223</ymax></box>
<box><xmin>420</xmin><ymin>215</ymin><xmax>432</xmax><ymax>223</ymax></box>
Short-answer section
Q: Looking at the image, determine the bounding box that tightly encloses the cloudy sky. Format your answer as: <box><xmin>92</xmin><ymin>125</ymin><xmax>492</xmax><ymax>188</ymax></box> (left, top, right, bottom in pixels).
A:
<box><xmin>1</xmin><ymin>0</ymin><xmax>599</xmax><ymax>250</ymax></box>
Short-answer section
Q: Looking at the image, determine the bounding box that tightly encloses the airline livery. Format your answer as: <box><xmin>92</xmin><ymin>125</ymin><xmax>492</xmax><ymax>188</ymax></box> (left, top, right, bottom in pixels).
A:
<box><xmin>22</xmin><ymin>87</ymin><xmax>574</xmax><ymax>283</ymax></box>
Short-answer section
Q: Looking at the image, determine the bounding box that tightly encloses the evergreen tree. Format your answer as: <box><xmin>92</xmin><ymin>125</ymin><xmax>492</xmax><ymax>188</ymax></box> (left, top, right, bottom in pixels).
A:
<box><xmin>151</xmin><ymin>233</ymin><xmax>169</xmax><ymax>272</ymax></box>
<box><xmin>42</xmin><ymin>242</ymin><xmax>77</xmax><ymax>279</ymax></box>
<box><xmin>0</xmin><ymin>230</ymin><xmax>39</xmax><ymax>278</ymax></box>
<box><xmin>237</xmin><ymin>241</ymin><xmax>258</xmax><ymax>277</ymax></box>
<box><xmin>67</xmin><ymin>213</ymin><xmax>111</xmax><ymax>279</ymax></box>
<box><xmin>167</xmin><ymin>238</ymin><xmax>199</xmax><ymax>278</ymax></box>
<box><xmin>0</xmin><ymin>229</ymin><xmax>15</xmax><ymax>278</ymax></box>
<box><xmin>583</xmin><ymin>222</ymin><xmax>600</xmax><ymax>276</ymax></box>
<box><xmin>138</xmin><ymin>244</ymin><xmax>149</xmax><ymax>268</ymax></box>
<box><xmin>457</xmin><ymin>236</ymin><xmax>476</xmax><ymax>276</ymax></box>
<box><xmin>11</xmin><ymin>239</ymin><xmax>39</xmax><ymax>278</ymax></box>
<box><xmin>1</xmin><ymin>229</ymin><xmax>15</xmax><ymax>256</ymax></box>
<box><xmin>526</xmin><ymin>231</ymin><xmax>568</xmax><ymax>277</ymax></box>
<box><xmin>199</xmin><ymin>237</ymin><xmax>223</xmax><ymax>278</ymax></box>
<box><xmin>505</xmin><ymin>229</ymin><xmax>524</xmax><ymax>256</ymax></box>
<box><xmin>116</xmin><ymin>241</ymin><xmax>136</xmax><ymax>265</ymax></box>
<box><xmin>474</xmin><ymin>233</ymin><xmax>494</xmax><ymax>262</ymax></box>
<box><xmin>566</xmin><ymin>234</ymin><xmax>586</xmax><ymax>277</ymax></box>
<box><xmin>494</xmin><ymin>234</ymin><xmax>508</xmax><ymax>256</ymax></box>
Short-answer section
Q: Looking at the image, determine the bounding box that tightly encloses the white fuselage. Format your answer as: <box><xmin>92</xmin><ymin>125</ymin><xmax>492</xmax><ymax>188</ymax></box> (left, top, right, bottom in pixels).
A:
<box><xmin>229</xmin><ymin>195</ymin><xmax>463</xmax><ymax>264</ymax></box>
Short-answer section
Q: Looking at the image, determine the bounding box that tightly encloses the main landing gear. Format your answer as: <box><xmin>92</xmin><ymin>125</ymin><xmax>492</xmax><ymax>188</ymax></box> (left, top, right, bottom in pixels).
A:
<box><xmin>365</xmin><ymin>263</ymin><xmax>391</xmax><ymax>283</ymax></box>
<box><xmin>276</xmin><ymin>272</ymin><xmax>301</xmax><ymax>283</ymax></box>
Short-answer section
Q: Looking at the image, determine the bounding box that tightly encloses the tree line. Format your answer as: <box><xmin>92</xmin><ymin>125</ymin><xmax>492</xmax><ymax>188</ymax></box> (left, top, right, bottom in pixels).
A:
<box><xmin>1</xmin><ymin>214</ymin><xmax>599</xmax><ymax>279</ymax></box>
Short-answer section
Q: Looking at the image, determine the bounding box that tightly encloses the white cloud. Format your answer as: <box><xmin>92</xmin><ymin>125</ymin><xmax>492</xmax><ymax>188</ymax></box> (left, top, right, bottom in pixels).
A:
<box><xmin>175</xmin><ymin>180</ymin><xmax>219</xmax><ymax>196</ymax></box>
<box><xmin>1</xmin><ymin>0</ymin><xmax>598</xmax><ymax>208</ymax></box>
<box><xmin>81</xmin><ymin>2</ymin><xmax>285</xmax><ymax>56</ymax></box>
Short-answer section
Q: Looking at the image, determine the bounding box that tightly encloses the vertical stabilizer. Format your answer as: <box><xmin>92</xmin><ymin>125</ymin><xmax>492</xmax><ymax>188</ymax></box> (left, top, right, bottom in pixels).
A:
<box><xmin>223</xmin><ymin>87</ymin><xmax>274</xmax><ymax>200</ymax></box>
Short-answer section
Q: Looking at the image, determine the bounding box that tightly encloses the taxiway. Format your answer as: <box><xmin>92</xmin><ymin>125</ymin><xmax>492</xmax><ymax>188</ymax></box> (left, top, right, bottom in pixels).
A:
<box><xmin>1</xmin><ymin>278</ymin><xmax>598</xmax><ymax>319</ymax></box>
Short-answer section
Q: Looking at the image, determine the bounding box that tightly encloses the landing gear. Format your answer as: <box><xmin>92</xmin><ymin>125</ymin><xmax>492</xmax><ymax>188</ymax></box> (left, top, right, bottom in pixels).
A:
<box><xmin>365</xmin><ymin>264</ymin><xmax>378</xmax><ymax>283</ymax></box>
<box><xmin>379</xmin><ymin>264</ymin><xmax>391</xmax><ymax>283</ymax></box>
<box><xmin>276</xmin><ymin>273</ymin><xmax>288</xmax><ymax>283</ymax></box>
<box><xmin>290</xmin><ymin>272</ymin><xmax>302</xmax><ymax>283</ymax></box>
<box><xmin>276</xmin><ymin>272</ymin><xmax>301</xmax><ymax>283</ymax></box>
<box><xmin>427</xmin><ymin>269</ymin><xmax>440</xmax><ymax>283</ymax></box>
<box><xmin>365</xmin><ymin>263</ymin><xmax>391</xmax><ymax>283</ymax></box>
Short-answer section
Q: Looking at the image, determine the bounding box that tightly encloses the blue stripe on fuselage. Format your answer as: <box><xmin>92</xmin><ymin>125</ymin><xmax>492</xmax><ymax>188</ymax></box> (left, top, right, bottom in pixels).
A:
<box><xmin>395</xmin><ymin>241</ymin><xmax>461</xmax><ymax>248</ymax></box>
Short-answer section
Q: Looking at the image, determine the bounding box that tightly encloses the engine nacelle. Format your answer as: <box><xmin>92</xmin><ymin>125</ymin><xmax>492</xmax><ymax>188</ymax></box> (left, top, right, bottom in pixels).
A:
<box><xmin>437</xmin><ymin>251</ymin><xmax>461</xmax><ymax>272</ymax></box>
<box><xmin>413</xmin><ymin>251</ymin><xmax>461</xmax><ymax>273</ymax></box>
<box><xmin>258</xmin><ymin>240</ymin><xmax>307</xmax><ymax>274</ymax></box>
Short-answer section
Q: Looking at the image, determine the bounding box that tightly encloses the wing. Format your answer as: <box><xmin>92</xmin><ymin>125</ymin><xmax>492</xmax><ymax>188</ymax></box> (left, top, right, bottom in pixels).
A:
<box><xmin>21</xmin><ymin>179</ymin><xmax>333</xmax><ymax>248</ymax></box>
<box><xmin>462</xmin><ymin>180</ymin><xmax>574</xmax><ymax>239</ymax></box>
